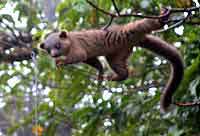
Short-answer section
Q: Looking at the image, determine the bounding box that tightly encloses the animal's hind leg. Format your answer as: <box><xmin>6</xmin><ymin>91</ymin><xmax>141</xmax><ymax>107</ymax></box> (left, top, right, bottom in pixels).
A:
<box><xmin>105</xmin><ymin>49</ymin><xmax>131</xmax><ymax>81</ymax></box>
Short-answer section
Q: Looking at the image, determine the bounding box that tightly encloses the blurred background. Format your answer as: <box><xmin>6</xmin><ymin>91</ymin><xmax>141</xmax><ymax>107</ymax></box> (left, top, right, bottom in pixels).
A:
<box><xmin>0</xmin><ymin>0</ymin><xmax>199</xmax><ymax>135</ymax></box>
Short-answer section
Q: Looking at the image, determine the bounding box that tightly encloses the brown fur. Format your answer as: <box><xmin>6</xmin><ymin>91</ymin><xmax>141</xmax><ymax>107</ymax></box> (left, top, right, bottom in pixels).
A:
<box><xmin>40</xmin><ymin>18</ymin><xmax>183</xmax><ymax>112</ymax></box>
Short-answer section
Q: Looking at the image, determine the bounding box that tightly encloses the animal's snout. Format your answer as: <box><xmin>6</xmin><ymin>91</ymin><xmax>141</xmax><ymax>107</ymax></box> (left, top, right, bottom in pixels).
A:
<box><xmin>51</xmin><ymin>50</ymin><xmax>60</xmax><ymax>58</ymax></box>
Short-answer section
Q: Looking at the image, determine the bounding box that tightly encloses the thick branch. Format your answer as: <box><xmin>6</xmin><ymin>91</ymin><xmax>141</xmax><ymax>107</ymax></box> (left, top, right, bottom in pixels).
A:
<box><xmin>0</xmin><ymin>32</ymin><xmax>37</xmax><ymax>63</ymax></box>
<box><xmin>0</xmin><ymin>47</ymin><xmax>38</xmax><ymax>63</ymax></box>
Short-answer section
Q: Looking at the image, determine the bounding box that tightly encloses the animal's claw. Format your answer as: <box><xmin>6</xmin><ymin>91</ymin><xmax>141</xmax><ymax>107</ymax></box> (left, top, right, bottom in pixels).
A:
<box><xmin>55</xmin><ymin>59</ymin><xmax>64</xmax><ymax>67</ymax></box>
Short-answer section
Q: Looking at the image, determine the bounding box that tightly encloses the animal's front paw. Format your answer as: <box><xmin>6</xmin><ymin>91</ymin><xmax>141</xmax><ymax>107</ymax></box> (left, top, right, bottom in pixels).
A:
<box><xmin>97</xmin><ymin>74</ymin><xmax>117</xmax><ymax>81</ymax></box>
<box><xmin>104</xmin><ymin>74</ymin><xmax>117</xmax><ymax>81</ymax></box>
<box><xmin>55</xmin><ymin>58</ymin><xmax>65</xmax><ymax>67</ymax></box>
<box><xmin>97</xmin><ymin>74</ymin><xmax>104</xmax><ymax>81</ymax></box>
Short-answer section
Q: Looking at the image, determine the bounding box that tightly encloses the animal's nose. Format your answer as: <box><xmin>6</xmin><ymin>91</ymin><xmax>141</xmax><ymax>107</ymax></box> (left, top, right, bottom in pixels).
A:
<box><xmin>51</xmin><ymin>50</ymin><xmax>59</xmax><ymax>57</ymax></box>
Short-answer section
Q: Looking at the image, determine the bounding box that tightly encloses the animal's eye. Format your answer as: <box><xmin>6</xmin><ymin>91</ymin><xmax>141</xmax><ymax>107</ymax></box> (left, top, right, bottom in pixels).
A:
<box><xmin>55</xmin><ymin>43</ymin><xmax>61</xmax><ymax>49</ymax></box>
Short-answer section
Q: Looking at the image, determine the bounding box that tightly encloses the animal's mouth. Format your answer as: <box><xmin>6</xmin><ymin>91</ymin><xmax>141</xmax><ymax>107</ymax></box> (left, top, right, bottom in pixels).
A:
<box><xmin>53</xmin><ymin>55</ymin><xmax>66</xmax><ymax>59</ymax></box>
<box><xmin>53</xmin><ymin>56</ymin><xmax>67</xmax><ymax>64</ymax></box>
<box><xmin>54</xmin><ymin>56</ymin><xmax>65</xmax><ymax>67</ymax></box>
<box><xmin>51</xmin><ymin>54</ymin><xmax>60</xmax><ymax>58</ymax></box>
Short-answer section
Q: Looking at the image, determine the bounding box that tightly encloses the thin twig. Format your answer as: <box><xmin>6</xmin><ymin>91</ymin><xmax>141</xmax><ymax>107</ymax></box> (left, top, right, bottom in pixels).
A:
<box><xmin>86</xmin><ymin>0</ymin><xmax>199</xmax><ymax>31</ymax></box>
<box><xmin>111</xmin><ymin>0</ymin><xmax>120</xmax><ymax>15</ymax></box>
<box><xmin>174</xmin><ymin>101</ymin><xmax>200</xmax><ymax>107</ymax></box>
<box><xmin>154</xmin><ymin>18</ymin><xmax>185</xmax><ymax>33</ymax></box>
<box><xmin>102</xmin><ymin>16</ymin><xmax>114</xmax><ymax>30</ymax></box>
<box><xmin>86</xmin><ymin>0</ymin><xmax>116</xmax><ymax>17</ymax></box>
<box><xmin>171</xmin><ymin>6</ymin><xmax>200</xmax><ymax>12</ymax></box>
<box><xmin>86</xmin><ymin>0</ymin><xmax>170</xmax><ymax>30</ymax></box>
<box><xmin>155</xmin><ymin>9</ymin><xmax>192</xmax><ymax>33</ymax></box>
<box><xmin>0</xmin><ymin>21</ymin><xmax>18</xmax><ymax>40</ymax></box>
<box><xmin>86</xmin><ymin>0</ymin><xmax>170</xmax><ymax>19</ymax></box>
<box><xmin>129</xmin><ymin>82</ymin><xmax>164</xmax><ymax>92</ymax></box>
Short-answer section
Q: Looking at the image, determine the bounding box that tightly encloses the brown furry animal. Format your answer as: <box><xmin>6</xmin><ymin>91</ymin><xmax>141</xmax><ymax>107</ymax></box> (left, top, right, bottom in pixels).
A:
<box><xmin>40</xmin><ymin>17</ymin><xmax>183</xmax><ymax>112</ymax></box>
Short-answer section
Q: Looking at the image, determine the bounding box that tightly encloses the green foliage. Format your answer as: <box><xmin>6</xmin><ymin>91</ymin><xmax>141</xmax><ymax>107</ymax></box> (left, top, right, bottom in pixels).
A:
<box><xmin>0</xmin><ymin>0</ymin><xmax>199</xmax><ymax>136</ymax></box>
<box><xmin>0</xmin><ymin>0</ymin><xmax>6</xmax><ymax>9</ymax></box>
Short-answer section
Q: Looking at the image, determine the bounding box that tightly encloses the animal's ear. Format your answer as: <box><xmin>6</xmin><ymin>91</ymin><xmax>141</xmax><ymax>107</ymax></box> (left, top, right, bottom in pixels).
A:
<box><xmin>59</xmin><ymin>31</ymin><xmax>67</xmax><ymax>39</ymax></box>
<box><xmin>40</xmin><ymin>43</ymin><xmax>45</xmax><ymax>49</ymax></box>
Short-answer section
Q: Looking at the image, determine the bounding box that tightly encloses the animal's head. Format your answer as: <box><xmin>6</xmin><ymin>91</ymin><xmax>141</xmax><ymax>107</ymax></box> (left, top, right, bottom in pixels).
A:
<box><xmin>40</xmin><ymin>31</ymin><xmax>71</xmax><ymax>58</ymax></box>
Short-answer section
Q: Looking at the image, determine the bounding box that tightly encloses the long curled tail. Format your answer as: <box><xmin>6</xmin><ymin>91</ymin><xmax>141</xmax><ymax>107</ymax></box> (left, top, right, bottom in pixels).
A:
<box><xmin>139</xmin><ymin>34</ymin><xmax>184</xmax><ymax>112</ymax></box>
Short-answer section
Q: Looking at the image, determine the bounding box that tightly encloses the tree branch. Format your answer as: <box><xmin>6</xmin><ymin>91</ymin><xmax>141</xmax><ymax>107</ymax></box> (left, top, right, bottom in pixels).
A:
<box><xmin>174</xmin><ymin>101</ymin><xmax>200</xmax><ymax>107</ymax></box>
<box><xmin>102</xmin><ymin>16</ymin><xmax>114</xmax><ymax>30</ymax></box>
<box><xmin>86</xmin><ymin>0</ymin><xmax>200</xmax><ymax>31</ymax></box>
<box><xmin>0</xmin><ymin>47</ymin><xmax>38</xmax><ymax>63</ymax></box>
<box><xmin>0</xmin><ymin>20</ymin><xmax>18</xmax><ymax>40</ymax></box>
<box><xmin>86</xmin><ymin>0</ymin><xmax>170</xmax><ymax>19</ymax></box>
<box><xmin>171</xmin><ymin>6</ymin><xmax>200</xmax><ymax>12</ymax></box>
<box><xmin>111</xmin><ymin>0</ymin><xmax>120</xmax><ymax>15</ymax></box>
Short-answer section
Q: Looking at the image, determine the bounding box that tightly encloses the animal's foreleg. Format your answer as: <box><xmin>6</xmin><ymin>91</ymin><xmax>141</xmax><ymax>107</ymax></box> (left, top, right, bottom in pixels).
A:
<box><xmin>55</xmin><ymin>50</ymin><xmax>87</xmax><ymax>66</ymax></box>
<box><xmin>105</xmin><ymin>50</ymin><xmax>130</xmax><ymax>81</ymax></box>
<box><xmin>84</xmin><ymin>58</ymin><xmax>104</xmax><ymax>80</ymax></box>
